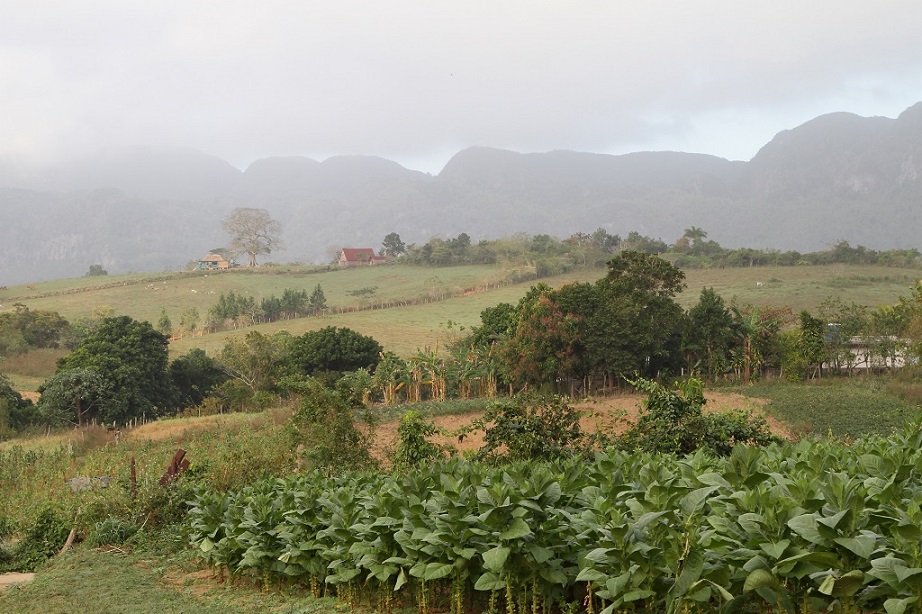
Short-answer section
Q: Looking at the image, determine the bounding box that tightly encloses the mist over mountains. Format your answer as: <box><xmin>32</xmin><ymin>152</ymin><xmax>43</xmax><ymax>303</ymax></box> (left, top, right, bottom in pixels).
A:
<box><xmin>1</xmin><ymin>103</ymin><xmax>921</xmax><ymax>285</ymax></box>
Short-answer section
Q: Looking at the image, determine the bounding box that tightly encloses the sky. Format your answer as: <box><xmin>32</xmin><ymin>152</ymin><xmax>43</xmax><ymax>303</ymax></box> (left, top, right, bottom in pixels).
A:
<box><xmin>2</xmin><ymin>1</ymin><xmax>922</xmax><ymax>174</ymax></box>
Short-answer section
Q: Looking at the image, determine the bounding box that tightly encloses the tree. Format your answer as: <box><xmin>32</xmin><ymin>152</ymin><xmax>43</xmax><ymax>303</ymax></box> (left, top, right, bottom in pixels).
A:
<box><xmin>381</xmin><ymin>232</ymin><xmax>406</xmax><ymax>257</ymax></box>
<box><xmin>37</xmin><ymin>368</ymin><xmax>113</xmax><ymax>427</ymax></box>
<box><xmin>85</xmin><ymin>264</ymin><xmax>108</xmax><ymax>277</ymax></box>
<box><xmin>0</xmin><ymin>374</ymin><xmax>33</xmax><ymax>436</ymax></box>
<box><xmin>589</xmin><ymin>252</ymin><xmax>687</xmax><ymax>381</ymax></box>
<box><xmin>218</xmin><ymin>331</ymin><xmax>290</xmax><ymax>394</ymax></box>
<box><xmin>169</xmin><ymin>348</ymin><xmax>228</xmax><ymax>409</ymax></box>
<box><xmin>56</xmin><ymin>316</ymin><xmax>175</xmax><ymax>423</ymax></box>
<box><xmin>222</xmin><ymin>207</ymin><xmax>283</xmax><ymax>267</ymax></box>
<box><xmin>286</xmin><ymin>327</ymin><xmax>383</xmax><ymax>381</ymax></box>
<box><xmin>685</xmin><ymin>288</ymin><xmax>737</xmax><ymax>382</ymax></box>
<box><xmin>157</xmin><ymin>308</ymin><xmax>173</xmax><ymax>337</ymax></box>
<box><xmin>308</xmin><ymin>284</ymin><xmax>327</xmax><ymax>315</ymax></box>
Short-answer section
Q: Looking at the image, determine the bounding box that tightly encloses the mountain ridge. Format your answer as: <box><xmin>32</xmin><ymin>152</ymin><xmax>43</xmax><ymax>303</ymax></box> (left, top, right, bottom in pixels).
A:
<box><xmin>1</xmin><ymin>103</ymin><xmax>921</xmax><ymax>284</ymax></box>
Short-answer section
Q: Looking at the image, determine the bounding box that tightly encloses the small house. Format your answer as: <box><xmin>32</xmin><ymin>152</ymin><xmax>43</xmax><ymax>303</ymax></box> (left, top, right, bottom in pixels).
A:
<box><xmin>338</xmin><ymin>248</ymin><xmax>387</xmax><ymax>267</ymax></box>
<box><xmin>196</xmin><ymin>254</ymin><xmax>230</xmax><ymax>271</ymax></box>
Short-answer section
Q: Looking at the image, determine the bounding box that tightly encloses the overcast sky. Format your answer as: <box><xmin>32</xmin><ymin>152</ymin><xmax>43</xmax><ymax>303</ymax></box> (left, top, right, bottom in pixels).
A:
<box><xmin>2</xmin><ymin>1</ymin><xmax>921</xmax><ymax>173</ymax></box>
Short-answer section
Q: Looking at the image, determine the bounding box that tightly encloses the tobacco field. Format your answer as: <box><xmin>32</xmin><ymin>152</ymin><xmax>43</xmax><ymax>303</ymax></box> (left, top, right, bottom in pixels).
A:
<box><xmin>188</xmin><ymin>420</ymin><xmax>922</xmax><ymax>614</ymax></box>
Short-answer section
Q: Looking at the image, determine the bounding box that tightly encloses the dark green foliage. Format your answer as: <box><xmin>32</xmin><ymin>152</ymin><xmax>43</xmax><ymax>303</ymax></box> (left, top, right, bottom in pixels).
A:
<box><xmin>169</xmin><ymin>348</ymin><xmax>228</xmax><ymax>409</ymax></box>
<box><xmin>0</xmin><ymin>305</ymin><xmax>71</xmax><ymax>356</ymax></box>
<box><xmin>56</xmin><ymin>316</ymin><xmax>174</xmax><ymax>424</ymax></box>
<box><xmin>85</xmin><ymin>264</ymin><xmax>108</xmax><ymax>276</ymax></box>
<box><xmin>381</xmin><ymin>231</ymin><xmax>406</xmax><ymax>257</ymax></box>
<box><xmin>218</xmin><ymin>330</ymin><xmax>290</xmax><ymax>397</ymax></box>
<box><xmin>588</xmin><ymin>252</ymin><xmax>687</xmax><ymax>380</ymax></box>
<box><xmin>4</xmin><ymin>505</ymin><xmax>71</xmax><ymax>572</ymax></box>
<box><xmin>289</xmin><ymin>378</ymin><xmax>375</xmax><ymax>474</ymax></box>
<box><xmin>394</xmin><ymin>410</ymin><xmax>443</xmax><ymax>469</ymax></box>
<box><xmin>0</xmin><ymin>374</ymin><xmax>33</xmax><ymax>435</ymax></box>
<box><xmin>469</xmin><ymin>302</ymin><xmax>517</xmax><ymax>348</ymax></box>
<box><xmin>474</xmin><ymin>394</ymin><xmax>586</xmax><ymax>462</ymax></box>
<box><xmin>620</xmin><ymin>377</ymin><xmax>781</xmax><ymax>455</ymax></box>
<box><xmin>286</xmin><ymin>326</ymin><xmax>382</xmax><ymax>379</ymax></box>
<box><xmin>37</xmin><ymin>368</ymin><xmax>114</xmax><ymax>427</ymax></box>
<box><xmin>685</xmin><ymin>287</ymin><xmax>738</xmax><ymax>381</ymax></box>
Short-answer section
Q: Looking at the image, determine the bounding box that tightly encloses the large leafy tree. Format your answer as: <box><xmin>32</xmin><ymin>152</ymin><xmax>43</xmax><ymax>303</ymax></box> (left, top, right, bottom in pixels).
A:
<box><xmin>169</xmin><ymin>348</ymin><xmax>228</xmax><ymax>409</ymax></box>
<box><xmin>56</xmin><ymin>316</ymin><xmax>175</xmax><ymax>423</ymax></box>
<box><xmin>0</xmin><ymin>374</ymin><xmax>33</xmax><ymax>437</ymax></box>
<box><xmin>223</xmin><ymin>207</ymin><xmax>283</xmax><ymax>267</ymax></box>
<box><xmin>381</xmin><ymin>232</ymin><xmax>406</xmax><ymax>257</ymax></box>
<box><xmin>499</xmin><ymin>285</ymin><xmax>584</xmax><ymax>390</ymax></box>
<box><xmin>589</xmin><ymin>251</ymin><xmax>687</xmax><ymax>380</ymax></box>
<box><xmin>286</xmin><ymin>326</ymin><xmax>383</xmax><ymax>381</ymax></box>
<box><xmin>685</xmin><ymin>288</ymin><xmax>737</xmax><ymax>382</ymax></box>
<box><xmin>37</xmin><ymin>368</ymin><xmax>113</xmax><ymax>427</ymax></box>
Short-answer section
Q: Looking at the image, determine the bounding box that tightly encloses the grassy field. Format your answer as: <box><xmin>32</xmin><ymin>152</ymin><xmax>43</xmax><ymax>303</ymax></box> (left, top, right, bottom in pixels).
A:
<box><xmin>0</xmin><ymin>545</ymin><xmax>356</xmax><ymax>614</ymax></box>
<box><xmin>2</xmin><ymin>262</ymin><xmax>920</xmax><ymax>383</ymax></box>
<box><xmin>735</xmin><ymin>377</ymin><xmax>917</xmax><ymax>438</ymax></box>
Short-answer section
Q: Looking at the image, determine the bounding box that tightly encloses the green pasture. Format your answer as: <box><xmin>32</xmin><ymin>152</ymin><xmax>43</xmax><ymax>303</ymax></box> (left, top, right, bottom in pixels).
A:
<box><xmin>2</xmin><ymin>263</ymin><xmax>920</xmax><ymax>364</ymax></box>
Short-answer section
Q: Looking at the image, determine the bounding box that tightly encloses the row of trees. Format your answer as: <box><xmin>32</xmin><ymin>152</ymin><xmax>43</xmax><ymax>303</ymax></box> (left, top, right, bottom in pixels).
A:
<box><xmin>386</xmin><ymin>227</ymin><xmax>922</xmax><ymax>272</ymax></box>
<box><xmin>204</xmin><ymin>286</ymin><xmax>327</xmax><ymax>332</ymax></box>
<box><xmin>5</xmin><ymin>319</ymin><xmax>383</xmax><ymax>432</ymax></box>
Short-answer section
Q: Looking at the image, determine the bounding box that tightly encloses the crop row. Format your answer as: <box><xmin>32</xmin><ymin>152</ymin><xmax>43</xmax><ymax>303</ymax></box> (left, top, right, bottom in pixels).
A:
<box><xmin>187</xmin><ymin>422</ymin><xmax>922</xmax><ymax>613</ymax></box>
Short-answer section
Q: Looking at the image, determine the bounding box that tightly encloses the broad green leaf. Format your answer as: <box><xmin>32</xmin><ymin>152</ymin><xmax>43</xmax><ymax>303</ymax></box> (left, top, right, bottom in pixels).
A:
<box><xmin>818</xmin><ymin>570</ymin><xmax>865</xmax><ymax>597</ymax></box>
<box><xmin>834</xmin><ymin>535</ymin><xmax>877</xmax><ymax>560</ymax></box>
<box><xmin>679</xmin><ymin>487</ymin><xmax>717</xmax><ymax>517</ymax></box>
<box><xmin>885</xmin><ymin>596</ymin><xmax>920</xmax><ymax>614</ymax></box>
<box><xmin>759</xmin><ymin>540</ymin><xmax>790</xmax><ymax>560</ymax></box>
<box><xmin>622</xmin><ymin>589</ymin><xmax>655</xmax><ymax>602</ymax></box>
<box><xmin>696</xmin><ymin>472</ymin><xmax>731</xmax><ymax>488</ymax></box>
<box><xmin>584</xmin><ymin>547</ymin><xmax>613</xmax><ymax>563</ymax></box>
<box><xmin>474</xmin><ymin>571</ymin><xmax>505</xmax><ymax>591</ymax></box>
<box><xmin>576</xmin><ymin>567</ymin><xmax>607</xmax><ymax>582</ymax></box>
<box><xmin>526</xmin><ymin>544</ymin><xmax>554</xmax><ymax>564</ymax></box>
<box><xmin>199</xmin><ymin>537</ymin><xmax>214</xmax><ymax>553</ymax></box>
<box><xmin>539</xmin><ymin>567</ymin><xmax>568</xmax><ymax>585</ymax></box>
<box><xmin>421</xmin><ymin>562</ymin><xmax>454</xmax><ymax>581</ymax></box>
<box><xmin>743</xmin><ymin>568</ymin><xmax>776</xmax><ymax>593</ymax></box>
<box><xmin>500</xmin><ymin>517</ymin><xmax>531</xmax><ymax>540</ymax></box>
<box><xmin>482</xmin><ymin>546</ymin><xmax>511</xmax><ymax>573</ymax></box>
<box><xmin>670</xmin><ymin>548</ymin><xmax>704</xmax><ymax>598</ymax></box>
<box><xmin>787</xmin><ymin>514</ymin><xmax>823</xmax><ymax>545</ymax></box>
<box><xmin>394</xmin><ymin>568</ymin><xmax>407</xmax><ymax>591</ymax></box>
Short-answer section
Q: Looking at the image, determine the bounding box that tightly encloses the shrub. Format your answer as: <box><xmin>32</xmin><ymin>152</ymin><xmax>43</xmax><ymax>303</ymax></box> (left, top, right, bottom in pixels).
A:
<box><xmin>393</xmin><ymin>410</ymin><xmax>443</xmax><ymax>469</ymax></box>
<box><xmin>620</xmin><ymin>377</ymin><xmax>781</xmax><ymax>456</ymax></box>
<box><xmin>474</xmin><ymin>393</ymin><xmax>587</xmax><ymax>462</ymax></box>
<box><xmin>289</xmin><ymin>378</ymin><xmax>375</xmax><ymax>474</ymax></box>
<box><xmin>10</xmin><ymin>504</ymin><xmax>72</xmax><ymax>571</ymax></box>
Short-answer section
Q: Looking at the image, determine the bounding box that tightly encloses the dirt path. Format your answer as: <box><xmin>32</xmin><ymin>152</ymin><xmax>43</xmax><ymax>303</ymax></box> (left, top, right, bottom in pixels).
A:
<box><xmin>369</xmin><ymin>391</ymin><xmax>788</xmax><ymax>462</ymax></box>
<box><xmin>0</xmin><ymin>572</ymin><xmax>34</xmax><ymax>591</ymax></box>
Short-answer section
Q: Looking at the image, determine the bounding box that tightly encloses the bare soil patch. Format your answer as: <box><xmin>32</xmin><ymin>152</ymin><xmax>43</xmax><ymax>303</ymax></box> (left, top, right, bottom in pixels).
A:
<box><xmin>0</xmin><ymin>572</ymin><xmax>34</xmax><ymax>591</ymax></box>
<box><xmin>368</xmin><ymin>391</ymin><xmax>788</xmax><ymax>463</ymax></box>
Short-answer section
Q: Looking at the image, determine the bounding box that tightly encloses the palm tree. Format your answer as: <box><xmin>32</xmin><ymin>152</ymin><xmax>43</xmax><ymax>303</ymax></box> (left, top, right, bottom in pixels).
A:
<box><xmin>682</xmin><ymin>226</ymin><xmax>708</xmax><ymax>245</ymax></box>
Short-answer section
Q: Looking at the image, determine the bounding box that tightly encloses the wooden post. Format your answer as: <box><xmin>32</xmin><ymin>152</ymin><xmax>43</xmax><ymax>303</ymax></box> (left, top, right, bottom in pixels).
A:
<box><xmin>130</xmin><ymin>456</ymin><xmax>137</xmax><ymax>500</ymax></box>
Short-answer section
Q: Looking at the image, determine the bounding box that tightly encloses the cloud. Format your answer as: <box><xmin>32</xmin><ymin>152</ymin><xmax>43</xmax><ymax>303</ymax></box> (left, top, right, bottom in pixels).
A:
<box><xmin>1</xmin><ymin>1</ymin><xmax>921</xmax><ymax>172</ymax></box>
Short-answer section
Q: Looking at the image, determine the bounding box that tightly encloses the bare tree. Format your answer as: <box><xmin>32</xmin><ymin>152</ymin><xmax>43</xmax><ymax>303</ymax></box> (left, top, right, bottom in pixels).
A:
<box><xmin>223</xmin><ymin>208</ymin><xmax>283</xmax><ymax>267</ymax></box>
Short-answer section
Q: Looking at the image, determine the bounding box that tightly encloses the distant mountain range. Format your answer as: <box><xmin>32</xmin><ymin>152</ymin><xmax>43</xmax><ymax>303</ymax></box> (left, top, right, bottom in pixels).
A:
<box><xmin>1</xmin><ymin>102</ymin><xmax>921</xmax><ymax>285</ymax></box>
